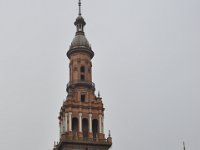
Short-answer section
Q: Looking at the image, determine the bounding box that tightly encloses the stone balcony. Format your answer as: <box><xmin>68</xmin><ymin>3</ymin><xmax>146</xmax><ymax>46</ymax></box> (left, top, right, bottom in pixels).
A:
<box><xmin>66</xmin><ymin>80</ymin><xmax>95</xmax><ymax>92</ymax></box>
<box><xmin>53</xmin><ymin>137</ymin><xmax>112</xmax><ymax>150</ymax></box>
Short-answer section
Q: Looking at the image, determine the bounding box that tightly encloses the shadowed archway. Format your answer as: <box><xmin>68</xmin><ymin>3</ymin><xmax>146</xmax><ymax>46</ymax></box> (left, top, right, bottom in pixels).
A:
<box><xmin>92</xmin><ymin>119</ymin><xmax>98</xmax><ymax>141</ymax></box>
<box><xmin>72</xmin><ymin>117</ymin><xmax>78</xmax><ymax>138</ymax></box>
<box><xmin>82</xmin><ymin>118</ymin><xmax>89</xmax><ymax>140</ymax></box>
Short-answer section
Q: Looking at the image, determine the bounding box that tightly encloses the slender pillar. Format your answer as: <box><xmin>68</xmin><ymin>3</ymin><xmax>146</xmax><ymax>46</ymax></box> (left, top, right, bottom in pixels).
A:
<box><xmin>63</xmin><ymin>120</ymin><xmax>65</xmax><ymax>133</ymax></box>
<box><xmin>102</xmin><ymin>116</ymin><xmax>104</xmax><ymax>134</ymax></box>
<box><xmin>68</xmin><ymin>112</ymin><xmax>72</xmax><ymax>131</ymax></box>
<box><xmin>61</xmin><ymin>120</ymin><xmax>63</xmax><ymax>134</ymax></box>
<box><xmin>88</xmin><ymin>113</ymin><xmax>93</xmax><ymax>139</ymax></box>
<box><xmin>79</xmin><ymin>113</ymin><xmax>82</xmax><ymax>132</ymax></box>
<box><xmin>65</xmin><ymin>113</ymin><xmax>68</xmax><ymax>132</ymax></box>
<box><xmin>99</xmin><ymin>115</ymin><xmax>102</xmax><ymax>133</ymax></box>
<box><xmin>78</xmin><ymin>112</ymin><xmax>83</xmax><ymax>139</ymax></box>
<box><xmin>59</xmin><ymin>122</ymin><xmax>62</xmax><ymax>137</ymax></box>
<box><xmin>89</xmin><ymin>113</ymin><xmax>92</xmax><ymax>132</ymax></box>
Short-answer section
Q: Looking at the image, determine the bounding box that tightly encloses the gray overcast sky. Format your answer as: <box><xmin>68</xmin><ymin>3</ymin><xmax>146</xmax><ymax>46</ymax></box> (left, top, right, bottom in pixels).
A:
<box><xmin>0</xmin><ymin>0</ymin><xmax>200</xmax><ymax>150</ymax></box>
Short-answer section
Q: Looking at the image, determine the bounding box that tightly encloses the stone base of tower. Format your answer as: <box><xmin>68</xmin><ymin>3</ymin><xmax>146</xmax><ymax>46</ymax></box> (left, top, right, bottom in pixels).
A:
<box><xmin>53</xmin><ymin>140</ymin><xmax>112</xmax><ymax>150</ymax></box>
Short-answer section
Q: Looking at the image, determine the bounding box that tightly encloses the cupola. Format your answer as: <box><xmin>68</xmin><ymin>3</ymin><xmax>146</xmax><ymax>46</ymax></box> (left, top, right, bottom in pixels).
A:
<box><xmin>67</xmin><ymin>0</ymin><xmax>94</xmax><ymax>59</ymax></box>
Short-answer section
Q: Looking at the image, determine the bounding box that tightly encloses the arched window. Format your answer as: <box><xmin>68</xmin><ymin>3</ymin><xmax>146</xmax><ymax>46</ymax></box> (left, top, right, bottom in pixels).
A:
<box><xmin>92</xmin><ymin>119</ymin><xmax>98</xmax><ymax>141</ymax></box>
<box><xmin>81</xmin><ymin>95</ymin><xmax>85</xmax><ymax>102</ymax></box>
<box><xmin>72</xmin><ymin>118</ymin><xmax>78</xmax><ymax>138</ymax></box>
<box><xmin>80</xmin><ymin>66</ymin><xmax>85</xmax><ymax>80</ymax></box>
<box><xmin>82</xmin><ymin>118</ymin><xmax>89</xmax><ymax>140</ymax></box>
<box><xmin>81</xmin><ymin>75</ymin><xmax>85</xmax><ymax>80</ymax></box>
<box><xmin>80</xmin><ymin>66</ymin><xmax>85</xmax><ymax>73</ymax></box>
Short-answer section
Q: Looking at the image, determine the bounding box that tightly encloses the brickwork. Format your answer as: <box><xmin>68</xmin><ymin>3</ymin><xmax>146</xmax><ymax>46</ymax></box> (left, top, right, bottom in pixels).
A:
<box><xmin>53</xmin><ymin>1</ymin><xmax>112</xmax><ymax>150</ymax></box>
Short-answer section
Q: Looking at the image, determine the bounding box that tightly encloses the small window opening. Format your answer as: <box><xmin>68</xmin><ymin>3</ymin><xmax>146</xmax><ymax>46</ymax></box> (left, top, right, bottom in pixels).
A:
<box><xmin>81</xmin><ymin>66</ymin><xmax>85</xmax><ymax>73</ymax></box>
<box><xmin>81</xmin><ymin>95</ymin><xmax>85</xmax><ymax>102</ymax></box>
<box><xmin>81</xmin><ymin>75</ymin><xmax>85</xmax><ymax>80</ymax></box>
<box><xmin>78</xmin><ymin>25</ymin><xmax>82</xmax><ymax>31</ymax></box>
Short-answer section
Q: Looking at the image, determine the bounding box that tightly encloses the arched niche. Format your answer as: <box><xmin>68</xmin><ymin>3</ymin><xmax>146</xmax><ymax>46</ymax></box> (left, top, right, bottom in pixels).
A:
<box><xmin>72</xmin><ymin>117</ymin><xmax>78</xmax><ymax>136</ymax></box>
<box><xmin>92</xmin><ymin>119</ymin><xmax>98</xmax><ymax>140</ymax></box>
<box><xmin>82</xmin><ymin>118</ymin><xmax>89</xmax><ymax>140</ymax></box>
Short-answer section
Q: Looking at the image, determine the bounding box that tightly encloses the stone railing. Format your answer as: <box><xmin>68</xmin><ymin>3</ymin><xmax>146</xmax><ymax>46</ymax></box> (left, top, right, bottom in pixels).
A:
<box><xmin>66</xmin><ymin>80</ymin><xmax>95</xmax><ymax>92</ymax></box>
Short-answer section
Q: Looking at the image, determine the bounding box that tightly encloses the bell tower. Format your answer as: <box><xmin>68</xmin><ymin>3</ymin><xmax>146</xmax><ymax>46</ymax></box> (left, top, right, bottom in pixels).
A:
<box><xmin>53</xmin><ymin>1</ymin><xmax>112</xmax><ymax>150</ymax></box>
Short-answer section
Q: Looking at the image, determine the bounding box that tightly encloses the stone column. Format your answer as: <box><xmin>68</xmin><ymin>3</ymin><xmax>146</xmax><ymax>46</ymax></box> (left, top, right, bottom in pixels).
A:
<box><xmin>99</xmin><ymin>114</ymin><xmax>102</xmax><ymax>133</ymax></box>
<box><xmin>65</xmin><ymin>113</ymin><xmax>68</xmax><ymax>132</ymax></box>
<box><xmin>78</xmin><ymin>113</ymin><xmax>83</xmax><ymax>139</ymax></box>
<box><xmin>61</xmin><ymin>120</ymin><xmax>63</xmax><ymax>134</ymax></box>
<box><xmin>68</xmin><ymin>112</ymin><xmax>72</xmax><ymax>131</ymax></box>
<box><xmin>79</xmin><ymin>113</ymin><xmax>82</xmax><ymax>132</ymax></box>
<box><xmin>59</xmin><ymin>122</ymin><xmax>62</xmax><ymax>137</ymax></box>
<box><xmin>62</xmin><ymin>118</ymin><xmax>65</xmax><ymax>133</ymax></box>
<box><xmin>88</xmin><ymin>113</ymin><xmax>93</xmax><ymax>139</ymax></box>
<box><xmin>70</xmin><ymin>66</ymin><xmax>72</xmax><ymax>81</ymax></box>
<box><xmin>98</xmin><ymin>114</ymin><xmax>105</xmax><ymax>140</ymax></box>
<box><xmin>89</xmin><ymin>113</ymin><xmax>92</xmax><ymax>133</ymax></box>
<box><xmin>102</xmin><ymin>116</ymin><xmax>104</xmax><ymax>134</ymax></box>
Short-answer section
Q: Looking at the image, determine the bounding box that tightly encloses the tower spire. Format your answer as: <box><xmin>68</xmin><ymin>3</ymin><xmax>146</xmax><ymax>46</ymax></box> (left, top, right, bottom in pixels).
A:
<box><xmin>78</xmin><ymin>0</ymin><xmax>82</xmax><ymax>16</ymax></box>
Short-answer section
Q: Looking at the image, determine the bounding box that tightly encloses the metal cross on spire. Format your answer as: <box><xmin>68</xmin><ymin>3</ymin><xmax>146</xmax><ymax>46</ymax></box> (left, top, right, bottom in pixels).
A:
<box><xmin>78</xmin><ymin>0</ymin><xmax>82</xmax><ymax>16</ymax></box>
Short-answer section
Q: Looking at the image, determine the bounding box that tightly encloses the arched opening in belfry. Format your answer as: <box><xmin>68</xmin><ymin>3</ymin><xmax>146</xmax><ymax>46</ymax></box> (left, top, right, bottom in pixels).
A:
<box><xmin>92</xmin><ymin>119</ymin><xmax>98</xmax><ymax>141</ymax></box>
<box><xmin>82</xmin><ymin>118</ymin><xmax>89</xmax><ymax>140</ymax></box>
<box><xmin>80</xmin><ymin>75</ymin><xmax>85</xmax><ymax>80</ymax></box>
<box><xmin>72</xmin><ymin>117</ymin><xmax>78</xmax><ymax>138</ymax></box>
<box><xmin>80</xmin><ymin>66</ymin><xmax>85</xmax><ymax>73</ymax></box>
<box><xmin>80</xmin><ymin>66</ymin><xmax>85</xmax><ymax>80</ymax></box>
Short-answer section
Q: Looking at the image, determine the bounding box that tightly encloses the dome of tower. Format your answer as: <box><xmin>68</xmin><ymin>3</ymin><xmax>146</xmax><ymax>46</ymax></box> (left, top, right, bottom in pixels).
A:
<box><xmin>67</xmin><ymin>1</ymin><xmax>94</xmax><ymax>59</ymax></box>
<box><xmin>70</xmin><ymin>34</ymin><xmax>90</xmax><ymax>48</ymax></box>
<box><xmin>67</xmin><ymin>33</ymin><xmax>94</xmax><ymax>59</ymax></box>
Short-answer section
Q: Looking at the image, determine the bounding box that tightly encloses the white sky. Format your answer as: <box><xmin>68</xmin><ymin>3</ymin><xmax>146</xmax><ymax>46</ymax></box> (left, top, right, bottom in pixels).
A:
<box><xmin>0</xmin><ymin>0</ymin><xmax>200</xmax><ymax>150</ymax></box>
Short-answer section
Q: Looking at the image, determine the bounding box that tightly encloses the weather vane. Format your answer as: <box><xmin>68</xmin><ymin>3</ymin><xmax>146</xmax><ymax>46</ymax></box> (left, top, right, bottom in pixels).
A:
<box><xmin>78</xmin><ymin>0</ymin><xmax>82</xmax><ymax>16</ymax></box>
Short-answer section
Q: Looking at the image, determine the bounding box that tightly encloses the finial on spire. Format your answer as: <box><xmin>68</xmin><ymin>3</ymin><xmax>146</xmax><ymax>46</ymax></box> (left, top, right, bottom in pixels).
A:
<box><xmin>78</xmin><ymin>0</ymin><xmax>82</xmax><ymax>16</ymax></box>
<box><xmin>98</xmin><ymin>91</ymin><xmax>100</xmax><ymax>98</ymax></box>
<box><xmin>108</xmin><ymin>130</ymin><xmax>111</xmax><ymax>137</ymax></box>
<box><xmin>183</xmin><ymin>141</ymin><xmax>186</xmax><ymax>150</ymax></box>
